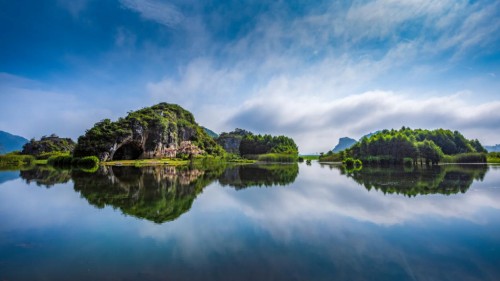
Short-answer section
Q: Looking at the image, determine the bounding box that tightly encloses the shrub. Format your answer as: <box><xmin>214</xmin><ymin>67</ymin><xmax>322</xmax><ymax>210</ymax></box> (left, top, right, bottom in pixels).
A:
<box><xmin>343</xmin><ymin>157</ymin><xmax>355</xmax><ymax>167</ymax></box>
<box><xmin>403</xmin><ymin>157</ymin><xmax>414</xmax><ymax>166</ymax></box>
<box><xmin>47</xmin><ymin>155</ymin><xmax>73</xmax><ymax>166</ymax></box>
<box><xmin>75</xmin><ymin>156</ymin><xmax>100</xmax><ymax>167</ymax></box>
<box><xmin>257</xmin><ymin>153</ymin><xmax>297</xmax><ymax>163</ymax></box>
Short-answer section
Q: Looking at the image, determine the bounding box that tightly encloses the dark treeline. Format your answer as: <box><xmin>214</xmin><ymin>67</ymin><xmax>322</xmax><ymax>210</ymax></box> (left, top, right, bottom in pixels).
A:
<box><xmin>338</xmin><ymin>127</ymin><xmax>486</xmax><ymax>165</ymax></box>
<box><xmin>239</xmin><ymin>134</ymin><xmax>298</xmax><ymax>156</ymax></box>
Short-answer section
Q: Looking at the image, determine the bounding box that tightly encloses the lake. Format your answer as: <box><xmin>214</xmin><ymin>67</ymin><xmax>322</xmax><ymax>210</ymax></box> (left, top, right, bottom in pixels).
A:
<box><xmin>1</xmin><ymin>163</ymin><xmax>499</xmax><ymax>280</ymax></box>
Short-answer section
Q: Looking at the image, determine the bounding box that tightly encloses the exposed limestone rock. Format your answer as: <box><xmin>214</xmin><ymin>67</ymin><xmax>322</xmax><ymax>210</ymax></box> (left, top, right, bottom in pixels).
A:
<box><xmin>73</xmin><ymin>103</ymin><xmax>225</xmax><ymax>161</ymax></box>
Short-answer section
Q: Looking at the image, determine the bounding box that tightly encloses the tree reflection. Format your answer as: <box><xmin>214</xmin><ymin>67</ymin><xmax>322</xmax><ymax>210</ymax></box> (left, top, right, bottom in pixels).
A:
<box><xmin>20</xmin><ymin>166</ymin><xmax>72</xmax><ymax>187</ymax></box>
<box><xmin>329</xmin><ymin>164</ymin><xmax>488</xmax><ymax>196</ymax></box>
<box><xmin>17</xmin><ymin>163</ymin><xmax>299</xmax><ymax>223</ymax></box>
<box><xmin>218</xmin><ymin>164</ymin><xmax>299</xmax><ymax>189</ymax></box>
<box><xmin>72</xmin><ymin>165</ymin><xmax>224</xmax><ymax>223</ymax></box>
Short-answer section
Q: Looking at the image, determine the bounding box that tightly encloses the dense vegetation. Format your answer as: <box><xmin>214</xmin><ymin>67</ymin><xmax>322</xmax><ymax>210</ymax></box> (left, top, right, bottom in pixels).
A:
<box><xmin>217</xmin><ymin>128</ymin><xmax>298</xmax><ymax>162</ymax></box>
<box><xmin>488</xmin><ymin>152</ymin><xmax>500</xmax><ymax>163</ymax></box>
<box><xmin>321</xmin><ymin>127</ymin><xmax>487</xmax><ymax>165</ymax></box>
<box><xmin>240</xmin><ymin>134</ymin><xmax>298</xmax><ymax>156</ymax></box>
<box><xmin>74</xmin><ymin>103</ymin><xmax>225</xmax><ymax>160</ymax></box>
<box><xmin>22</xmin><ymin>134</ymin><xmax>75</xmax><ymax>157</ymax></box>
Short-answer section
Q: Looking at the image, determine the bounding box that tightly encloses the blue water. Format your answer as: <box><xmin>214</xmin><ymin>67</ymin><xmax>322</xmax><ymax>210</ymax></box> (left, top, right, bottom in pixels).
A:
<box><xmin>0</xmin><ymin>163</ymin><xmax>499</xmax><ymax>280</ymax></box>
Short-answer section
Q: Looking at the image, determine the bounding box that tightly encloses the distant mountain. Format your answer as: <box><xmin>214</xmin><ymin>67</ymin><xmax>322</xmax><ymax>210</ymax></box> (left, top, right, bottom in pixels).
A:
<box><xmin>332</xmin><ymin>137</ymin><xmax>357</xmax><ymax>152</ymax></box>
<box><xmin>0</xmin><ymin>131</ymin><xmax>29</xmax><ymax>154</ymax></box>
<box><xmin>331</xmin><ymin>131</ymin><xmax>380</xmax><ymax>152</ymax></box>
<box><xmin>202</xmin><ymin>127</ymin><xmax>219</xmax><ymax>138</ymax></box>
<box><xmin>485</xmin><ymin>144</ymin><xmax>500</xmax><ymax>152</ymax></box>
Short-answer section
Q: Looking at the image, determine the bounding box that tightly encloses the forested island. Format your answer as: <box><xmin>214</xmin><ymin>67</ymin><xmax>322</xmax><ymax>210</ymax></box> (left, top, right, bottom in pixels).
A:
<box><xmin>2</xmin><ymin>103</ymin><xmax>500</xmax><ymax>169</ymax></box>
<box><xmin>0</xmin><ymin>103</ymin><xmax>299</xmax><ymax>169</ymax></box>
<box><xmin>320</xmin><ymin>127</ymin><xmax>488</xmax><ymax>165</ymax></box>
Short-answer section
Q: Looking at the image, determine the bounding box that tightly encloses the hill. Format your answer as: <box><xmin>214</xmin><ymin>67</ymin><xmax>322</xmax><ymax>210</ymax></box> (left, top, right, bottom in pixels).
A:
<box><xmin>485</xmin><ymin>144</ymin><xmax>500</xmax><ymax>152</ymax></box>
<box><xmin>347</xmin><ymin>128</ymin><xmax>486</xmax><ymax>165</ymax></box>
<box><xmin>202</xmin><ymin>127</ymin><xmax>219</xmax><ymax>138</ymax></box>
<box><xmin>332</xmin><ymin>137</ymin><xmax>357</xmax><ymax>152</ymax></box>
<box><xmin>0</xmin><ymin>131</ymin><xmax>28</xmax><ymax>154</ymax></box>
<box><xmin>22</xmin><ymin>134</ymin><xmax>75</xmax><ymax>156</ymax></box>
<box><xmin>331</xmin><ymin>132</ymin><xmax>380</xmax><ymax>153</ymax></box>
<box><xmin>216</xmin><ymin>128</ymin><xmax>298</xmax><ymax>157</ymax></box>
<box><xmin>73</xmin><ymin>103</ymin><xmax>225</xmax><ymax>161</ymax></box>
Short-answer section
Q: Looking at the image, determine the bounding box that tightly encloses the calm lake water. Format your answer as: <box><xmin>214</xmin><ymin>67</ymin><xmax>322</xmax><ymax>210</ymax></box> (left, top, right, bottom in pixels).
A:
<box><xmin>1</xmin><ymin>163</ymin><xmax>500</xmax><ymax>280</ymax></box>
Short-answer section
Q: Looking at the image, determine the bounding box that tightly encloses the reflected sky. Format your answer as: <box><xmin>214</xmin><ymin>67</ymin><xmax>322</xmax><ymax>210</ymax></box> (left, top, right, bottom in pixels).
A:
<box><xmin>1</xmin><ymin>163</ymin><xmax>500</xmax><ymax>280</ymax></box>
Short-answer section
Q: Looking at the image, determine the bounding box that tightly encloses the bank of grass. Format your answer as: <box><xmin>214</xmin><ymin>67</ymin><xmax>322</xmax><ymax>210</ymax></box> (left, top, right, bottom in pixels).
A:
<box><xmin>300</xmin><ymin>155</ymin><xmax>320</xmax><ymax>161</ymax></box>
<box><xmin>441</xmin><ymin>153</ymin><xmax>487</xmax><ymax>164</ymax></box>
<box><xmin>0</xmin><ymin>152</ymin><xmax>35</xmax><ymax>170</ymax></box>
<box><xmin>102</xmin><ymin>158</ymin><xmax>190</xmax><ymax>167</ymax></box>
<box><xmin>487</xmin><ymin>152</ymin><xmax>500</xmax><ymax>163</ymax></box>
<box><xmin>242</xmin><ymin>153</ymin><xmax>297</xmax><ymax>163</ymax></box>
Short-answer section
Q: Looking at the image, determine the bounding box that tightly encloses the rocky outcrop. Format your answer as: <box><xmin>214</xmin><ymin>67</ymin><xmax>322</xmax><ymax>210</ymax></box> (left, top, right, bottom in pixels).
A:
<box><xmin>21</xmin><ymin>134</ymin><xmax>75</xmax><ymax>156</ymax></box>
<box><xmin>73</xmin><ymin>103</ymin><xmax>225</xmax><ymax>161</ymax></box>
<box><xmin>332</xmin><ymin>137</ymin><xmax>357</xmax><ymax>152</ymax></box>
<box><xmin>216</xmin><ymin>128</ymin><xmax>252</xmax><ymax>155</ymax></box>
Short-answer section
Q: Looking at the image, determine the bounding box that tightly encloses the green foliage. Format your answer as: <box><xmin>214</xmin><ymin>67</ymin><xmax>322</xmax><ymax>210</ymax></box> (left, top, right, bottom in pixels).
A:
<box><xmin>343</xmin><ymin>158</ymin><xmax>362</xmax><ymax>169</ymax></box>
<box><xmin>319</xmin><ymin>152</ymin><xmax>343</xmax><ymax>162</ymax></box>
<box><xmin>256</xmin><ymin>153</ymin><xmax>297</xmax><ymax>163</ymax></box>
<box><xmin>442</xmin><ymin>153</ymin><xmax>487</xmax><ymax>163</ymax></box>
<box><xmin>36</xmin><ymin>151</ymin><xmax>70</xmax><ymax>160</ymax></box>
<box><xmin>74</xmin><ymin>103</ymin><xmax>225</xmax><ymax>159</ymax></box>
<box><xmin>47</xmin><ymin>155</ymin><xmax>73</xmax><ymax>166</ymax></box>
<box><xmin>487</xmin><ymin>152</ymin><xmax>500</xmax><ymax>163</ymax></box>
<box><xmin>48</xmin><ymin>155</ymin><xmax>99</xmax><ymax>169</ymax></box>
<box><xmin>21</xmin><ymin>135</ymin><xmax>75</xmax><ymax>157</ymax></box>
<box><xmin>74</xmin><ymin>156</ymin><xmax>100</xmax><ymax>167</ymax></box>
<box><xmin>300</xmin><ymin>155</ymin><xmax>320</xmax><ymax>160</ymax></box>
<box><xmin>239</xmin><ymin>134</ymin><xmax>298</xmax><ymax>156</ymax></box>
<box><xmin>346</xmin><ymin>127</ymin><xmax>486</xmax><ymax>165</ymax></box>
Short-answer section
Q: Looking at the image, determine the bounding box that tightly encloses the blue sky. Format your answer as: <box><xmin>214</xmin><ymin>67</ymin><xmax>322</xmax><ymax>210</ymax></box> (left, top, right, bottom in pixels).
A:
<box><xmin>1</xmin><ymin>0</ymin><xmax>499</xmax><ymax>153</ymax></box>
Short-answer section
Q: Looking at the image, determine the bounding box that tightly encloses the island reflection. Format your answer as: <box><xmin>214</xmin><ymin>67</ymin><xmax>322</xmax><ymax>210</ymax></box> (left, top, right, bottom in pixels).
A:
<box><xmin>15</xmin><ymin>163</ymin><xmax>298</xmax><ymax>223</ymax></box>
<box><xmin>325</xmin><ymin>164</ymin><xmax>488</xmax><ymax>196</ymax></box>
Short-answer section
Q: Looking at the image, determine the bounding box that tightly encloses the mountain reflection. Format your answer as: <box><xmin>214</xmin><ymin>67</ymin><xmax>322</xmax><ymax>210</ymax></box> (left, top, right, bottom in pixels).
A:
<box><xmin>329</xmin><ymin>164</ymin><xmax>488</xmax><ymax>196</ymax></box>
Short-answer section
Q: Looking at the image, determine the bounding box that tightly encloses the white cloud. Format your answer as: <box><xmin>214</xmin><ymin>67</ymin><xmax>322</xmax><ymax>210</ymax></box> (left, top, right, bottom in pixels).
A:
<box><xmin>57</xmin><ymin>0</ymin><xmax>91</xmax><ymax>18</ymax></box>
<box><xmin>120</xmin><ymin>0</ymin><xmax>183</xmax><ymax>27</ymax></box>
<box><xmin>0</xmin><ymin>74</ymin><xmax>113</xmax><ymax>140</ymax></box>
<box><xmin>227</xmin><ymin>90</ymin><xmax>500</xmax><ymax>153</ymax></box>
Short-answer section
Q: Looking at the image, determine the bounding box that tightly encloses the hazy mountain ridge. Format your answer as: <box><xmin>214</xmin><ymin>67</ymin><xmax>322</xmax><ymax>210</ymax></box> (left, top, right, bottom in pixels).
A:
<box><xmin>0</xmin><ymin>130</ymin><xmax>29</xmax><ymax>154</ymax></box>
<box><xmin>485</xmin><ymin>144</ymin><xmax>500</xmax><ymax>152</ymax></box>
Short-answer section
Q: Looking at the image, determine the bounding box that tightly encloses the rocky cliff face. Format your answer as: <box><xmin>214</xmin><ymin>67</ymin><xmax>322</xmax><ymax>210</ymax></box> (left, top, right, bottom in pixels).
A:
<box><xmin>73</xmin><ymin>103</ymin><xmax>225</xmax><ymax>161</ymax></box>
<box><xmin>216</xmin><ymin>128</ymin><xmax>252</xmax><ymax>155</ymax></box>
<box><xmin>22</xmin><ymin>134</ymin><xmax>75</xmax><ymax>156</ymax></box>
<box><xmin>332</xmin><ymin>137</ymin><xmax>357</xmax><ymax>152</ymax></box>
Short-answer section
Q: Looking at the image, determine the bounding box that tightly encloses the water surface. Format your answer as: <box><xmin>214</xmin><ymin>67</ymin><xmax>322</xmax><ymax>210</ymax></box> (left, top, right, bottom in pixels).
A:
<box><xmin>1</xmin><ymin>163</ymin><xmax>499</xmax><ymax>280</ymax></box>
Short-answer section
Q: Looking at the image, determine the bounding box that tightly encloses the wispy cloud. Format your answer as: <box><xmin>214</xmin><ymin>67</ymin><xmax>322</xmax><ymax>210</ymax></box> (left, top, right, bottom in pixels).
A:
<box><xmin>120</xmin><ymin>0</ymin><xmax>183</xmax><ymax>27</ymax></box>
<box><xmin>227</xmin><ymin>91</ymin><xmax>500</xmax><ymax>152</ymax></box>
